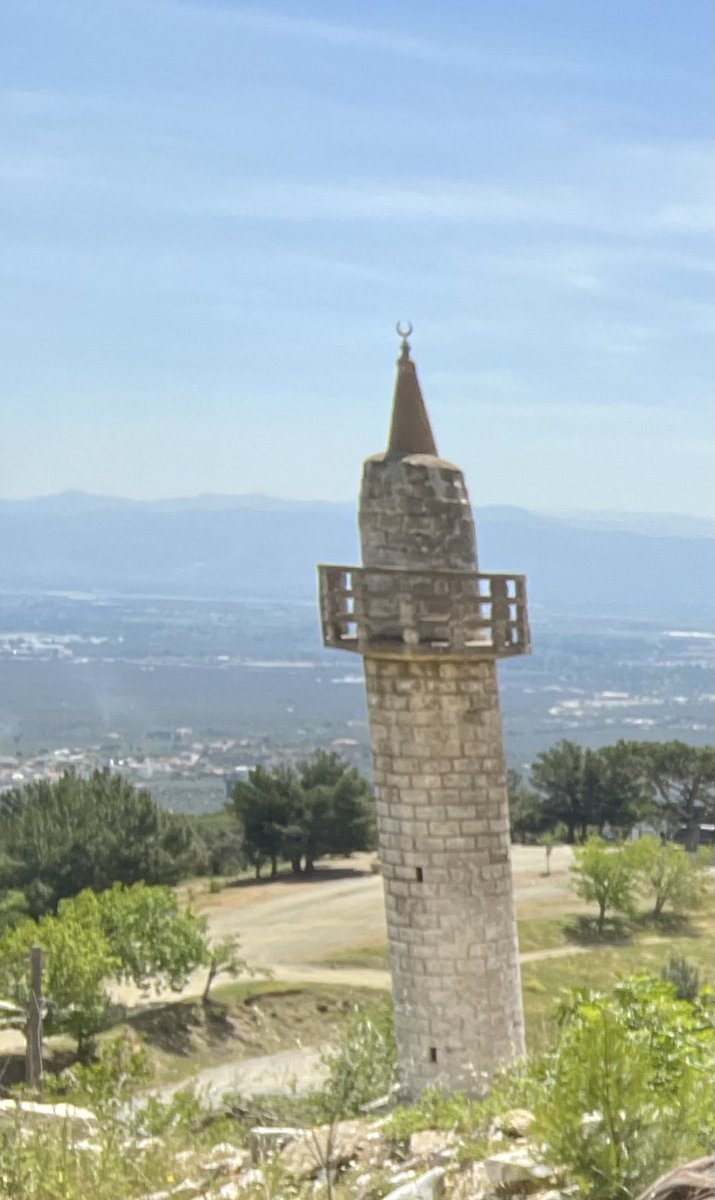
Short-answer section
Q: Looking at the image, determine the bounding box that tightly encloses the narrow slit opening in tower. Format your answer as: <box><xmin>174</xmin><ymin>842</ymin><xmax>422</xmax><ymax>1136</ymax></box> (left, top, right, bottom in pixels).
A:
<box><xmin>415</xmin><ymin>867</ymin><xmax>424</xmax><ymax>882</ymax></box>
<box><xmin>429</xmin><ymin>1047</ymin><xmax>437</xmax><ymax>1063</ymax></box>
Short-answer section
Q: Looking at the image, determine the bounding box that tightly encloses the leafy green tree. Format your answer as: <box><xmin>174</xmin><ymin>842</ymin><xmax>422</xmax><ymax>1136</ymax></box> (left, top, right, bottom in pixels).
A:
<box><xmin>229</xmin><ymin>753</ymin><xmax>375</xmax><ymax>877</ymax></box>
<box><xmin>531</xmin><ymin>740</ymin><xmax>648</xmax><ymax>843</ymax></box>
<box><xmin>0</xmin><ymin>888</ymin><xmax>28</xmax><ymax>934</ymax></box>
<box><xmin>91</xmin><ymin>883</ymin><xmax>207</xmax><ymax>994</ymax></box>
<box><xmin>230</xmin><ymin>765</ymin><xmax>298</xmax><ymax>878</ymax></box>
<box><xmin>0</xmin><ymin>906</ymin><xmax>118</xmax><ymax>1056</ymax></box>
<box><xmin>191</xmin><ymin>811</ymin><xmax>246</xmax><ymax>876</ymax></box>
<box><xmin>0</xmin><ymin>770</ymin><xmax>204</xmax><ymax>915</ymax></box>
<box><xmin>294</xmin><ymin>751</ymin><xmax>375</xmax><ymax>874</ymax></box>
<box><xmin>0</xmin><ymin>883</ymin><xmax>210</xmax><ymax>1055</ymax></box>
<box><xmin>585</xmin><ymin>741</ymin><xmax>651</xmax><ymax>833</ymax></box>
<box><xmin>571</xmin><ymin>838</ymin><xmax>636</xmax><ymax>932</ymax></box>
<box><xmin>627</xmin><ymin>836</ymin><xmax>709</xmax><ymax>918</ymax></box>
<box><xmin>534</xmin><ymin>976</ymin><xmax>714</xmax><ymax>1199</ymax></box>
<box><xmin>507</xmin><ymin>769</ymin><xmax>544</xmax><ymax>841</ymax></box>
<box><xmin>634</xmin><ymin>741</ymin><xmax>715</xmax><ymax>850</ymax></box>
<box><xmin>531</xmin><ymin>740</ymin><xmax>588</xmax><ymax>843</ymax></box>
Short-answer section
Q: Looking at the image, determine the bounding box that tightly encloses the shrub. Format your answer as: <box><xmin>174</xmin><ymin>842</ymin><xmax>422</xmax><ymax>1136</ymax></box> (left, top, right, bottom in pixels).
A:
<box><xmin>318</xmin><ymin>1002</ymin><xmax>397</xmax><ymax>1119</ymax></box>
<box><xmin>533</xmin><ymin>976</ymin><xmax>714</xmax><ymax>1199</ymax></box>
<box><xmin>0</xmin><ymin>1036</ymin><xmax>236</xmax><ymax>1200</ymax></box>
<box><xmin>660</xmin><ymin>953</ymin><xmax>701</xmax><ymax>1002</ymax></box>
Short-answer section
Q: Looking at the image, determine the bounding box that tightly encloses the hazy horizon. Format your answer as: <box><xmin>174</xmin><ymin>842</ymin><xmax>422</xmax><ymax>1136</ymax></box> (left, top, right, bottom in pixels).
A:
<box><xmin>1</xmin><ymin>486</ymin><xmax>713</xmax><ymax>524</ymax></box>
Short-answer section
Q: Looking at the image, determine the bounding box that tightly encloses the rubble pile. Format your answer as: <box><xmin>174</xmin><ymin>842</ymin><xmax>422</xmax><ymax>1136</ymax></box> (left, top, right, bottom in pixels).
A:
<box><xmin>129</xmin><ymin>1106</ymin><xmax>575</xmax><ymax>1199</ymax></box>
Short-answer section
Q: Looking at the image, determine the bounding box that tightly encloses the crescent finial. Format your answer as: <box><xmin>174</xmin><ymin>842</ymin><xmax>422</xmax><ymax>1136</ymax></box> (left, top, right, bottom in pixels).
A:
<box><xmin>396</xmin><ymin>321</ymin><xmax>413</xmax><ymax>341</ymax></box>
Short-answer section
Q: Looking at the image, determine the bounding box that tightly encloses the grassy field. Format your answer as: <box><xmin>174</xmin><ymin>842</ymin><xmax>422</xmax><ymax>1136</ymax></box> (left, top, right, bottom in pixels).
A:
<box><xmin>521</xmin><ymin>928</ymin><xmax>713</xmax><ymax>1033</ymax></box>
<box><xmin>121</xmin><ymin>904</ymin><xmax>711</xmax><ymax>1088</ymax></box>
<box><xmin>312</xmin><ymin>889</ymin><xmax>713</xmax><ymax>1054</ymax></box>
<box><xmin>31</xmin><ymin>859</ymin><xmax>711</xmax><ymax>1096</ymax></box>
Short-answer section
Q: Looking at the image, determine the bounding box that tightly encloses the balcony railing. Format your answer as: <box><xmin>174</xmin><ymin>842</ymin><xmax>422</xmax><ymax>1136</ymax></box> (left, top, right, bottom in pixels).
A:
<box><xmin>318</xmin><ymin>564</ymin><xmax>530</xmax><ymax>659</ymax></box>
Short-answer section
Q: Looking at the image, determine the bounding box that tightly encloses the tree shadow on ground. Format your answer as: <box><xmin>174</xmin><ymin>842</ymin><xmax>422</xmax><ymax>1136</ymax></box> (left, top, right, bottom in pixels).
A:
<box><xmin>225</xmin><ymin>863</ymin><xmax>369</xmax><ymax>891</ymax></box>
<box><xmin>631</xmin><ymin>911</ymin><xmax>702</xmax><ymax>938</ymax></box>
<box><xmin>563</xmin><ymin>910</ymin><xmax>702</xmax><ymax>946</ymax></box>
<box><xmin>127</xmin><ymin>1000</ymin><xmax>236</xmax><ymax>1057</ymax></box>
<box><xmin>562</xmin><ymin>915</ymin><xmax>634</xmax><ymax>945</ymax></box>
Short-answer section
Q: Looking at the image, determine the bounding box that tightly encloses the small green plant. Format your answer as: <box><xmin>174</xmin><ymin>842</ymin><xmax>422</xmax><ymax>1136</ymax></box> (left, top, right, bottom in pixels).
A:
<box><xmin>660</xmin><ymin>953</ymin><xmax>701</xmax><ymax>1002</ymax></box>
<box><xmin>318</xmin><ymin>1001</ymin><xmax>397</xmax><ymax>1120</ymax></box>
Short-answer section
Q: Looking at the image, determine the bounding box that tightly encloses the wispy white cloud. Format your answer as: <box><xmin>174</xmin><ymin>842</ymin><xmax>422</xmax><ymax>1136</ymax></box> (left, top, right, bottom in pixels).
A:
<box><xmin>166</xmin><ymin>171</ymin><xmax>712</xmax><ymax>239</ymax></box>
<box><xmin>159</xmin><ymin>0</ymin><xmax>590</xmax><ymax>77</ymax></box>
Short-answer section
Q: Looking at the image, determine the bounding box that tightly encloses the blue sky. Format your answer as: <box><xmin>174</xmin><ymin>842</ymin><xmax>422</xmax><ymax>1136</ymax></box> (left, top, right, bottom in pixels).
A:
<box><xmin>2</xmin><ymin>0</ymin><xmax>712</xmax><ymax>513</ymax></box>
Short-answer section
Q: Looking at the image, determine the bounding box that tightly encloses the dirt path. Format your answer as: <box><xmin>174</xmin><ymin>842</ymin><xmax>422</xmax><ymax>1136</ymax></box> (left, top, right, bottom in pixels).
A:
<box><xmin>112</xmin><ymin>847</ymin><xmax>579</xmax><ymax>1006</ymax></box>
<box><xmin>146</xmin><ymin>1047</ymin><xmax>327</xmax><ymax>1105</ymax></box>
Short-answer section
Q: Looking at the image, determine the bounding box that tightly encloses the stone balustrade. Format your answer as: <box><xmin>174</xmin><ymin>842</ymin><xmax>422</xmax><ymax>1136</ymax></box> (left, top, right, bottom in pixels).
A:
<box><xmin>318</xmin><ymin>564</ymin><xmax>530</xmax><ymax>659</ymax></box>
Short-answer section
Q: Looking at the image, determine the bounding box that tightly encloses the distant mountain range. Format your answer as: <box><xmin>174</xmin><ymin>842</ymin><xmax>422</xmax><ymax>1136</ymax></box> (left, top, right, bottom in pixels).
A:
<box><xmin>0</xmin><ymin>492</ymin><xmax>712</xmax><ymax>616</ymax></box>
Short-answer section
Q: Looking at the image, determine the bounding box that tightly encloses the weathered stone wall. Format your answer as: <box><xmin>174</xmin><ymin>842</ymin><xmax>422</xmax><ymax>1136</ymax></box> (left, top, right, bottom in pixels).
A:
<box><xmin>358</xmin><ymin>450</ymin><xmax>525</xmax><ymax>1097</ymax></box>
<box><xmin>364</xmin><ymin>654</ymin><xmax>525</xmax><ymax>1097</ymax></box>
<box><xmin>360</xmin><ymin>453</ymin><xmax>478</xmax><ymax>571</ymax></box>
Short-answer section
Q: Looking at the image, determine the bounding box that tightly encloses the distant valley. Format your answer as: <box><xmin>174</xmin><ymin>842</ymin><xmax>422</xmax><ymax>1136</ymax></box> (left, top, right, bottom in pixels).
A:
<box><xmin>0</xmin><ymin>494</ymin><xmax>712</xmax><ymax>812</ymax></box>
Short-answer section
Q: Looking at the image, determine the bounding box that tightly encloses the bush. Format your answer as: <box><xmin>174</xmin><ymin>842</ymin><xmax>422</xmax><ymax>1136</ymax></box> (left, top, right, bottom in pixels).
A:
<box><xmin>318</xmin><ymin>1002</ymin><xmax>397</xmax><ymax>1119</ymax></box>
<box><xmin>660</xmin><ymin>953</ymin><xmax>701</xmax><ymax>1002</ymax></box>
<box><xmin>532</xmin><ymin>976</ymin><xmax>714</xmax><ymax>1199</ymax></box>
<box><xmin>0</xmin><ymin>1034</ymin><xmax>237</xmax><ymax>1200</ymax></box>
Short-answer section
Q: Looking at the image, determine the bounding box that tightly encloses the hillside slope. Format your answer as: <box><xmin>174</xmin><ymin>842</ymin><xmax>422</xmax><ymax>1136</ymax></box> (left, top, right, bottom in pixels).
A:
<box><xmin>0</xmin><ymin>494</ymin><xmax>711</xmax><ymax>615</ymax></box>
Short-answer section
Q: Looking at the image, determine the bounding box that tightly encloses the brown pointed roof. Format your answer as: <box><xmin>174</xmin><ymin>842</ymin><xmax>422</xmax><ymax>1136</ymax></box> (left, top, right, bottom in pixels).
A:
<box><xmin>386</xmin><ymin>330</ymin><xmax>438</xmax><ymax>457</ymax></box>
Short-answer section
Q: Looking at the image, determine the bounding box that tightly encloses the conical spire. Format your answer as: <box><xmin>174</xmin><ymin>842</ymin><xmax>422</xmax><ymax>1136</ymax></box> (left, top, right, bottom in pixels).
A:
<box><xmin>387</xmin><ymin>324</ymin><xmax>439</xmax><ymax>457</ymax></box>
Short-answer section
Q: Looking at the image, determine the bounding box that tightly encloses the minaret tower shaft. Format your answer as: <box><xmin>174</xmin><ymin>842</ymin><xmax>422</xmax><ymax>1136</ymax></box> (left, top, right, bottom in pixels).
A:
<box><xmin>318</xmin><ymin>329</ymin><xmax>530</xmax><ymax>1097</ymax></box>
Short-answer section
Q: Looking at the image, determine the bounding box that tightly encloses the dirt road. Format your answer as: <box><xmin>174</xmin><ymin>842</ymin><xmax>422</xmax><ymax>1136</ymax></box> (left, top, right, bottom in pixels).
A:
<box><xmin>199</xmin><ymin>845</ymin><xmax>576</xmax><ymax>973</ymax></box>
<box><xmin>115</xmin><ymin>845</ymin><xmax>577</xmax><ymax>1005</ymax></box>
<box><xmin>148</xmin><ymin>1047</ymin><xmax>327</xmax><ymax>1105</ymax></box>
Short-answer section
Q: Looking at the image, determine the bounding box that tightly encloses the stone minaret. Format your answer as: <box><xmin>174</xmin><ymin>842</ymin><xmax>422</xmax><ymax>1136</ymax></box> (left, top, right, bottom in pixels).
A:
<box><xmin>318</xmin><ymin>328</ymin><xmax>531</xmax><ymax>1098</ymax></box>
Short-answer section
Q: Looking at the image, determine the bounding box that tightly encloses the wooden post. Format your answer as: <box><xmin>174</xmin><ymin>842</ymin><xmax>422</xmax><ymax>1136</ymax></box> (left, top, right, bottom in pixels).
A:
<box><xmin>25</xmin><ymin>945</ymin><xmax>43</xmax><ymax>1090</ymax></box>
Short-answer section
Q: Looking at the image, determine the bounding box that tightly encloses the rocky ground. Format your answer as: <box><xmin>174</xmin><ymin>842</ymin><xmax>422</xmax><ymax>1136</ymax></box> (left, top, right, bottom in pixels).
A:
<box><xmin>133</xmin><ymin>1106</ymin><xmax>572</xmax><ymax>1200</ymax></box>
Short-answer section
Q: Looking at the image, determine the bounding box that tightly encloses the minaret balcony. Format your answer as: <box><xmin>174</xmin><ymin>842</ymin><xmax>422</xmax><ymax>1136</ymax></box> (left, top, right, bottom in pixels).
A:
<box><xmin>318</xmin><ymin>564</ymin><xmax>531</xmax><ymax>660</ymax></box>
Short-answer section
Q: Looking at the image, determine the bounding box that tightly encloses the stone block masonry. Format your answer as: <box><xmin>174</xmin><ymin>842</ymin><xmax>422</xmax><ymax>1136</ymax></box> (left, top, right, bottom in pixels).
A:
<box><xmin>318</xmin><ymin>328</ymin><xmax>530</xmax><ymax>1098</ymax></box>
<box><xmin>364</xmin><ymin>654</ymin><xmax>525</xmax><ymax>1096</ymax></box>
